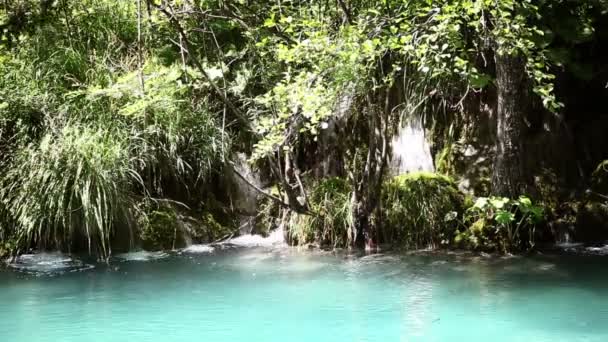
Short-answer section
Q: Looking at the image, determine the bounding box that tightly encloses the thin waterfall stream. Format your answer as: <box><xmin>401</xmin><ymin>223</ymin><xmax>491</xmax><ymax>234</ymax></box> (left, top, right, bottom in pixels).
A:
<box><xmin>390</xmin><ymin>116</ymin><xmax>434</xmax><ymax>175</ymax></box>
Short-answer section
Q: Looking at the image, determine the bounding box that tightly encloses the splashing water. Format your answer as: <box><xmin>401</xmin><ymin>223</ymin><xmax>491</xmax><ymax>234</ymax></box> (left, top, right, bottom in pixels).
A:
<box><xmin>7</xmin><ymin>252</ymin><xmax>94</xmax><ymax>275</ymax></box>
<box><xmin>226</xmin><ymin>227</ymin><xmax>286</xmax><ymax>247</ymax></box>
<box><xmin>390</xmin><ymin>116</ymin><xmax>434</xmax><ymax>175</ymax></box>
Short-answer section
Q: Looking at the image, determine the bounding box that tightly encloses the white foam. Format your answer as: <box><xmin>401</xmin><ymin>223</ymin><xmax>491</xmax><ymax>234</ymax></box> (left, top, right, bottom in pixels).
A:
<box><xmin>556</xmin><ymin>242</ymin><xmax>584</xmax><ymax>249</ymax></box>
<box><xmin>183</xmin><ymin>245</ymin><xmax>215</xmax><ymax>253</ymax></box>
<box><xmin>9</xmin><ymin>252</ymin><xmax>93</xmax><ymax>274</ymax></box>
<box><xmin>585</xmin><ymin>245</ymin><xmax>608</xmax><ymax>255</ymax></box>
<box><xmin>227</xmin><ymin>228</ymin><xmax>286</xmax><ymax>247</ymax></box>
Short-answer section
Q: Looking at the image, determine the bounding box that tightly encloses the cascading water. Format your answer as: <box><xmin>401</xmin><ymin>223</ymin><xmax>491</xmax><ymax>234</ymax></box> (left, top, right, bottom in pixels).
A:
<box><xmin>390</xmin><ymin>115</ymin><xmax>434</xmax><ymax>175</ymax></box>
<box><xmin>181</xmin><ymin>227</ymin><xmax>286</xmax><ymax>253</ymax></box>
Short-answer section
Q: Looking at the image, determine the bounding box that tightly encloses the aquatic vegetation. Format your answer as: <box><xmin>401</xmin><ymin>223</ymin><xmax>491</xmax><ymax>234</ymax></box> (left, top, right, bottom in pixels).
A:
<box><xmin>591</xmin><ymin>160</ymin><xmax>608</xmax><ymax>195</ymax></box>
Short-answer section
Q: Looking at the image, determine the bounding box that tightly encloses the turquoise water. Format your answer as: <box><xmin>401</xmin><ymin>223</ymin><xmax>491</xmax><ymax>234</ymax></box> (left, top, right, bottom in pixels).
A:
<box><xmin>1</xmin><ymin>247</ymin><xmax>608</xmax><ymax>341</ymax></box>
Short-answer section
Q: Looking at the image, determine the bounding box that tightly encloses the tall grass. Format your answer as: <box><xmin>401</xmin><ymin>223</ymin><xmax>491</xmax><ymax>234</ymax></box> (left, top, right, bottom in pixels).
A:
<box><xmin>289</xmin><ymin>178</ymin><xmax>354</xmax><ymax>247</ymax></box>
<box><xmin>0</xmin><ymin>124</ymin><xmax>140</xmax><ymax>259</ymax></box>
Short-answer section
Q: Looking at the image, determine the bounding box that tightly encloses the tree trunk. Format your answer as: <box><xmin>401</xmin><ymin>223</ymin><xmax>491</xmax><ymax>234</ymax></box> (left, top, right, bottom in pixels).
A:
<box><xmin>492</xmin><ymin>52</ymin><xmax>529</xmax><ymax>197</ymax></box>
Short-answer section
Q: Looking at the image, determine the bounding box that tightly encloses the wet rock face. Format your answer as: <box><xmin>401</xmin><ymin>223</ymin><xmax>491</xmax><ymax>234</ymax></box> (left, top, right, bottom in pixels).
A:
<box><xmin>229</xmin><ymin>153</ymin><xmax>264</xmax><ymax>235</ymax></box>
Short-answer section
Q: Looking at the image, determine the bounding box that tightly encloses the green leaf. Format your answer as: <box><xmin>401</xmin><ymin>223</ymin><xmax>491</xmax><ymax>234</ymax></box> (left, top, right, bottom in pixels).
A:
<box><xmin>469</xmin><ymin>73</ymin><xmax>493</xmax><ymax>89</ymax></box>
<box><xmin>473</xmin><ymin>197</ymin><xmax>488</xmax><ymax>209</ymax></box>
<box><xmin>489</xmin><ymin>197</ymin><xmax>509</xmax><ymax>209</ymax></box>
<box><xmin>495</xmin><ymin>210</ymin><xmax>515</xmax><ymax>225</ymax></box>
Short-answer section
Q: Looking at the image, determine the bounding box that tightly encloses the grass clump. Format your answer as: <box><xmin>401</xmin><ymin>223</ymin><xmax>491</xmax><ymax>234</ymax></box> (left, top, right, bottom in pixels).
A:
<box><xmin>381</xmin><ymin>172</ymin><xmax>465</xmax><ymax>249</ymax></box>
<box><xmin>289</xmin><ymin>178</ymin><xmax>353</xmax><ymax>248</ymax></box>
<box><xmin>1</xmin><ymin>124</ymin><xmax>137</xmax><ymax>259</ymax></box>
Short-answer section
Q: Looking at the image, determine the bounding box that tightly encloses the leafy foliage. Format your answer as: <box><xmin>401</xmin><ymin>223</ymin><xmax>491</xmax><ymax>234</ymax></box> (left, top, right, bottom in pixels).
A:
<box><xmin>456</xmin><ymin>196</ymin><xmax>545</xmax><ymax>252</ymax></box>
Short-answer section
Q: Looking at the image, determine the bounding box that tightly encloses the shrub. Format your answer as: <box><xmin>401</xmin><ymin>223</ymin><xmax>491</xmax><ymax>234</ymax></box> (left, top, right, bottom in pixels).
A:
<box><xmin>381</xmin><ymin>172</ymin><xmax>465</xmax><ymax>249</ymax></box>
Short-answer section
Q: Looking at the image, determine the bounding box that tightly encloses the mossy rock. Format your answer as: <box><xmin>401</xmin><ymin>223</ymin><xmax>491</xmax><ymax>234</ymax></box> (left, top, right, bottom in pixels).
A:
<box><xmin>575</xmin><ymin>201</ymin><xmax>608</xmax><ymax>243</ymax></box>
<box><xmin>139</xmin><ymin>207</ymin><xmax>181</xmax><ymax>251</ymax></box>
<box><xmin>190</xmin><ymin>212</ymin><xmax>234</xmax><ymax>243</ymax></box>
<box><xmin>381</xmin><ymin>172</ymin><xmax>465</xmax><ymax>248</ymax></box>
<box><xmin>435</xmin><ymin>144</ymin><xmax>456</xmax><ymax>176</ymax></box>
<box><xmin>591</xmin><ymin>160</ymin><xmax>608</xmax><ymax>195</ymax></box>
<box><xmin>454</xmin><ymin>217</ymin><xmax>503</xmax><ymax>252</ymax></box>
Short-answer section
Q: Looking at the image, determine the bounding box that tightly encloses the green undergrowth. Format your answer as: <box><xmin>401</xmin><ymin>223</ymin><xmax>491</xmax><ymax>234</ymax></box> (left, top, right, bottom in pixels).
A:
<box><xmin>591</xmin><ymin>160</ymin><xmax>608</xmax><ymax>195</ymax></box>
<box><xmin>289</xmin><ymin>178</ymin><xmax>353</xmax><ymax>248</ymax></box>
<box><xmin>455</xmin><ymin>196</ymin><xmax>545</xmax><ymax>252</ymax></box>
<box><xmin>137</xmin><ymin>200</ymin><xmax>236</xmax><ymax>251</ymax></box>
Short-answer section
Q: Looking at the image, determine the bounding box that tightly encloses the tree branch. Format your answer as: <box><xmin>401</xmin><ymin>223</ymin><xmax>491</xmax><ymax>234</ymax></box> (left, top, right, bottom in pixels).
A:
<box><xmin>148</xmin><ymin>1</ymin><xmax>251</xmax><ymax>128</ymax></box>
<box><xmin>337</xmin><ymin>0</ymin><xmax>352</xmax><ymax>25</ymax></box>
<box><xmin>229</xmin><ymin>161</ymin><xmax>293</xmax><ymax>211</ymax></box>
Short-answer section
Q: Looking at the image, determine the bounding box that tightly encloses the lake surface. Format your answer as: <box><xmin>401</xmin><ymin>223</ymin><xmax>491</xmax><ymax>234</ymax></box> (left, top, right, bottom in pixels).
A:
<box><xmin>1</xmin><ymin>246</ymin><xmax>608</xmax><ymax>342</ymax></box>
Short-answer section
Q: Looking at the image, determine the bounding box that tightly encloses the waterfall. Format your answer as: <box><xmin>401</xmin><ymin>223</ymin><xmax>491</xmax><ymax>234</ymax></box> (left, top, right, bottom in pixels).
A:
<box><xmin>390</xmin><ymin>116</ymin><xmax>434</xmax><ymax>175</ymax></box>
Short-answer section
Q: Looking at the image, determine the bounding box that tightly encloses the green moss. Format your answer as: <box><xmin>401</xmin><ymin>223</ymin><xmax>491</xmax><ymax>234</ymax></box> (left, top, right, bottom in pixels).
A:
<box><xmin>0</xmin><ymin>236</ymin><xmax>18</xmax><ymax>259</ymax></box>
<box><xmin>255</xmin><ymin>188</ymin><xmax>282</xmax><ymax>237</ymax></box>
<box><xmin>381</xmin><ymin>172</ymin><xmax>465</xmax><ymax>249</ymax></box>
<box><xmin>435</xmin><ymin>144</ymin><xmax>455</xmax><ymax>176</ymax></box>
<box><xmin>196</xmin><ymin>212</ymin><xmax>234</xmax><ymax>242</ymax></box>
<box><xmin>454</xmin><ymin>218</ymin><xmax>496</xmax><ymax>251</ymax></box>
<box><xmin>139</xmin><ymin>207</ymin><xmax>179</xmax><ymax>251</ymax></box>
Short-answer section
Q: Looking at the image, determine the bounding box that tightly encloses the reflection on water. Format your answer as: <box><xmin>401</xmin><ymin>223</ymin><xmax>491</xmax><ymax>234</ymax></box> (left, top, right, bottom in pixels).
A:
<box><xmin>1</xmin><ymin>248</ymin><xmax>608</xmax><ymax>341</ymax></box>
